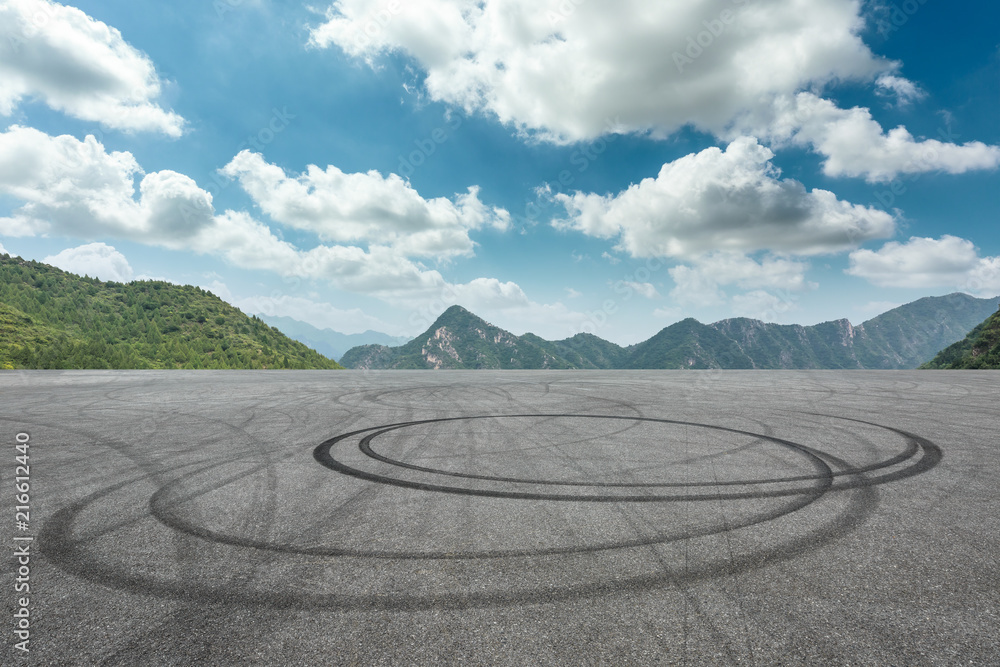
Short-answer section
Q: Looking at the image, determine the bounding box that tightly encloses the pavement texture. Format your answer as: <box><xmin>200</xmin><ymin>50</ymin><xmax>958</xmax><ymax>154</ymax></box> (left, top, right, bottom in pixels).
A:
<box><xmin>1</xmin><ymin>369</ymin><xmax>998</xmax><ymax>666</ymax></box>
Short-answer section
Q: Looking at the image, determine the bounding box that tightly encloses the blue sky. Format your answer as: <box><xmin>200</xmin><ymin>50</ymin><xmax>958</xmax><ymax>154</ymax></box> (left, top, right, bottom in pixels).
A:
<box><xmin>1</xmin><ymin>0</ymin><xmax>997</xmax><ymax>345</ymax></box>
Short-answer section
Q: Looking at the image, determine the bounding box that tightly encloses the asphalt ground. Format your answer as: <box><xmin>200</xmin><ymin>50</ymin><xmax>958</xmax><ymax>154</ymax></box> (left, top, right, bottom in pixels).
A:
<box><xmin>1</xmin><ymin>370</ymin><xmax>998</xmax><ymax>665</ymax></box>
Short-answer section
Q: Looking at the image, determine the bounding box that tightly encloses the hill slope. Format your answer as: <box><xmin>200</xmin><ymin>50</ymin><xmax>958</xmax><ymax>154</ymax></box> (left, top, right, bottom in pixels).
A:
<box><xmin>0</xmin><ymin>254</ymin><xmax>341</xmax><ymax>369</ymax></box>
<box><xmin>853</xmin><ymin>293</ymin><xmax>998</xmax><ymax>368</ymax></box>
<box><xmin>626</xmin><ymin>318</ymin><xmax>755</xmax><ymax>369</ymax></box>
<box><xmin>921</xmin><ymin>305</ymin><xmax>1000</xmax><ymax>369</ymax></box>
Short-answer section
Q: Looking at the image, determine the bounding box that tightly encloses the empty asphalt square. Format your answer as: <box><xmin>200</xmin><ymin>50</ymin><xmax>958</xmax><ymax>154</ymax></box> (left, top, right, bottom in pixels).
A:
<box><xmin>2</xmin><ymin>370</ymin><xmax>998</xmax><ymax>665</ymax></box>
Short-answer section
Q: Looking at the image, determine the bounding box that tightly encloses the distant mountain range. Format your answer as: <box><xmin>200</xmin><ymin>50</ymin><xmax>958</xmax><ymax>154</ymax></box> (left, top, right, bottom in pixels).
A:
<box><xmin>340</xmin><ymin>294</ymin><xmax>1000</xmax><ymax>370</ymax></box>
<box><xmin>2</xmin><ymin>250</ymin><xmax>995</xmax><ymax>371</ymax></box>
<box><xmin>259</xmin><ymin>315</ymin><xmax>409</xmax><ymax>361</ymax></box>
<box><xmin>922</xmin><ymin>305</ymin><xmax>1000</xmax><ymax>369</ymax></box>
<box><xmin>0</xmin><ymin>254</ymin><xmax>341</xmax><ymax>370</ymax></box>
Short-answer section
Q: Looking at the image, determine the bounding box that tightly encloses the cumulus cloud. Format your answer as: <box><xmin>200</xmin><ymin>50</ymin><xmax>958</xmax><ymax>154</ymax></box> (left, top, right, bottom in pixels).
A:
<box><xmin>0</xmin><ymin>126</ymin><xmax>560</xmax><ymax>323</ymax></box>
<box><xmin>309</xmin><ymin>0</ymin><xmax>887</xmax><ymax>143</ymax></box>
<box><xmin>0</xmin><ymin>0</ymin><xmax>184</xmax><ymax>136</ymax></box>
<box><xmin>42</xmin><ymin>242</ymin><xmax>134</xmax><ymax>282</ymax></box>
<box><xmin>875</xmin><ymin>74</ymin><xmax>925</xmax><ymax>106</ymax></box>
<box><xmin>0</xmin><ymin>241</ymin><xmax>8</xmax><ymax>255</ymax></box>
<box><xmin>847</xmin><ymin>235</ymin><xmax>1000</xmax><ymax>293</ymax></box>
<box><xmin>311</xmin><ymin>2</ymin><xmax>1000</xmax><ymax>184</ymax></box>
<box><xmin>0</xmin><ymin>125</ymin><xmax>211</xmax><ymax>239</ymax></box>
<box><xmin>220</xmin><ymin>150</ymin><xmax>509</xmax><ymax>258</ymax></box>
<box><xmin>553</xmin><ymin>137</ymin><xmax>895</xmax><ymax>259</ymax></box>
<box><xmin>732</xmin><ymin>93</ymin><xmax>1000</xmax><ymax>182</ymax></box>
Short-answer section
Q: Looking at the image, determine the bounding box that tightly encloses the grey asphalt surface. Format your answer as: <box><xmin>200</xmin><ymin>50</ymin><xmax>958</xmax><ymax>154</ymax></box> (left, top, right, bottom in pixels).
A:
<box><xmin>2</xmin><ymin>369</ymin><xmax>998</xmax><ymax>665</ymax></box>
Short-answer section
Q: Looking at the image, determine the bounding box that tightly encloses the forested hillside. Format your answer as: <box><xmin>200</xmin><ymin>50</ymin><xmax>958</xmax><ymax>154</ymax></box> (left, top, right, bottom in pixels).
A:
<box><xmin>921</xmin><ymin>306</ymin><xmax>1000</xmax><ymax>369</ymax></box>
<box><xmin>0</xmin><ymin>254</ymin><xmax>341</xmax><ymax>369</ymax></box>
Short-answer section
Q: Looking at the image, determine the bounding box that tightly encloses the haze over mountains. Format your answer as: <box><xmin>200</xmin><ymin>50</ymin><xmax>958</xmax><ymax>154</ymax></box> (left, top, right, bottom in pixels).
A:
<box><xmin>339</xmin><ymin>296</ymin><xmax>1000</xmax><ymax>370</ymax></box>
<box><xmin>259</xmin><ymin>315</ymin><xmax>410</xmax><ymax>361</ymax></box>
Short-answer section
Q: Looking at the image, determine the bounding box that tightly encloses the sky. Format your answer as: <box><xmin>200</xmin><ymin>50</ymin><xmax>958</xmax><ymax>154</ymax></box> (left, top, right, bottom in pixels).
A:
<box><xmin>0</xmin><ymin>0</ymin><xmax>998</xmax><ymax>345</ymax></box>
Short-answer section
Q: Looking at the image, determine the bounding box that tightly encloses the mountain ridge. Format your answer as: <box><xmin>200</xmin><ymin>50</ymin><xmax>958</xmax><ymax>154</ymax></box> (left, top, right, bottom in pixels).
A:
<box><xmin>340</xmin><ymin>294</ymin><xmax>999</xmax><ymax>370</ymax></box>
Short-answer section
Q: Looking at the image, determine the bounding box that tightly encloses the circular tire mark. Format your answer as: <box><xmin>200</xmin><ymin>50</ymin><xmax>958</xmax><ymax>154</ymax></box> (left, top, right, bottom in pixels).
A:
<box><xmin>314</xmin><ymin>413</ymin><xmax>936</xmax><ymax>502</ymax></box>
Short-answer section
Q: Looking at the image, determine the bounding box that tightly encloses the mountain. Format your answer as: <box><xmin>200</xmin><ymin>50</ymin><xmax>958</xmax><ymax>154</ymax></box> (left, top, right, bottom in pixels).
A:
<box><xmin>538</xmin><ymin>332</ymin><xmax>629</xmax><ymax>369</ymax></box>
<box><xmin>626</xmin><ymin>318</ymin><xmax>754</xmax><ymax>369</ymax></box>
<box><xmin>667</xmin><ymin>294</ymin><xmax>997</xmax><ymax>369</ymax></box>
<box><xmin>708</xmin><ymin>318</ymin><xmax>864</xmax><ymax>369</ymax></box>
<box><xmin>921</xmin><ymin>305</ymin><xmax>1000</xmax><ymax>369</ymax></box>
<box><xmin>850</xmin><ymin>293</ymin><xmax>998</xmax><ymax>368</ymax></box>
<box><xmin>339</xmin><ymin>305</ymin><xmax>573</xmax><ymax>369</ymax></box>
<box><xmin>259</xmin><ymin>315</ymin><xmax>409</xmax><ymax>361</ymax></box>
<box><xmin>339</xmin><ymin>294</ymin><xmax>999</xmax><ymax>371</ymax></box>
<box><xmin>0</xmin><ymin>254</ymin><xmax>341</xmax><ymax>370</ymax></box>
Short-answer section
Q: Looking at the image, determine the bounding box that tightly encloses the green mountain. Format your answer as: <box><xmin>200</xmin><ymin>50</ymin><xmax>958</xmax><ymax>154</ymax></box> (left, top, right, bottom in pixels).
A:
<box><xmin>260</xmin><ymin>314</ymin><xmax>409</xmax><ymax>362</ymax></box>
<box><xmin>921</xmin><ymin>305</ymin><xmax>1000</xmax><ymax>369</ymax></box>
<box><xmin>625</xmin><ymin>318</ymin><xmax>754</xmax><ymax>369</ymax></box>
<box><xmin>543</xmin><ymin>332</ymin><xmax>629</xmax><ymax>369</ymax></box>
<box><xmin>851</xmin><ymin>293</ymin><xmax>998</xmax><ymax>368</ymax></box>
<box><xmin>339</xmin><ymin>305</ymin><xmax>573</xmax><ymax>369</ymax></box>
<box><xmin>340</xmin><ymin>294</ymin><xmax>998</xmax><ymax>371</ymax></box>
<box><xmin>0</xmin><ymin>253</ymin><xmax>341</xmax><ymax>370</ymax></box>
<box><xmin>708</xmin><ymin>318</ymin><xmax>865</xmax><ymax>369</ymax></box>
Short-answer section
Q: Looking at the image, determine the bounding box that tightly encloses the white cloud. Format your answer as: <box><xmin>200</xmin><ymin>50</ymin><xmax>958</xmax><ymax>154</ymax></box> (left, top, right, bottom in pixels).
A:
<box><xmin>42</xmin><ymin>242</ymin><xmax>133</xmax><ymax>282</ymax></box>
<box><xmin>0</xmin><ymin>241</ymin><xmax>8</xmax><ymax>255</ymax></box>
<box><xmin>310</xmin><ymin>0</ymin><xmax>887</xmax><ymax>143</ymax></box>
<box><xmin>615</xmin><ymin>281</ymin><xmax>659</xmax><ymax>300</ymax></box>
<box><xmin>565</xmin><ymin>287</ymin><xmax>581</xmax><ymax>299</ymax></box>
<box><xmin>553</xmin><ymin>137</ymin><xmax>895</xmax><ymax>259</ymax></box>
<box><xmin>0</xmin><ymin>125</ymin><xmax>212</xmax><ymax>240</ymax></box>
<box><xmin>0</xmin><ymin>126</ymin><xmax>564</xmax><ymax>324</ymax></box>
<box><xmin>875</xmin><ymin>74</ymin><xmax>925</xmax><ymax>106</ymax></box>
<box><xmin>0</xmin><ymin>0</ymin><xmax>184</xmax><ymax>136</ymax></box>
<box><xmin>220</xmin><ymin>150</ymin><xmax>509</xmax><ymax>258</ymax></box>
<box><xmin>310</xmin><ymin>2</ymin><xmax>1000</xmax><ymax>185</ymax></box>
<box><xmin>732</xmin><ymin>93</ymin><xmax>1000</xmax><ymax>182</ymax></box>
<box><xmin>601</xmin><ymin>252</ymin><xmax>620</xmax><ymax>265</ymax></box>
<box><xmin>847</xmin><ymin>236</ymin><xmax>1000</xmax><ymax>293</ymax></box>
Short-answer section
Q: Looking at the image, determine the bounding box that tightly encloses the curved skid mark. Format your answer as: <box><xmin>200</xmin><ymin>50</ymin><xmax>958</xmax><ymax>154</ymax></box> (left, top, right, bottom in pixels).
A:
<box><xmin>315</xmin><ymin>413</ymin><xmax>930</xmax><ymax>499</ymax></box>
